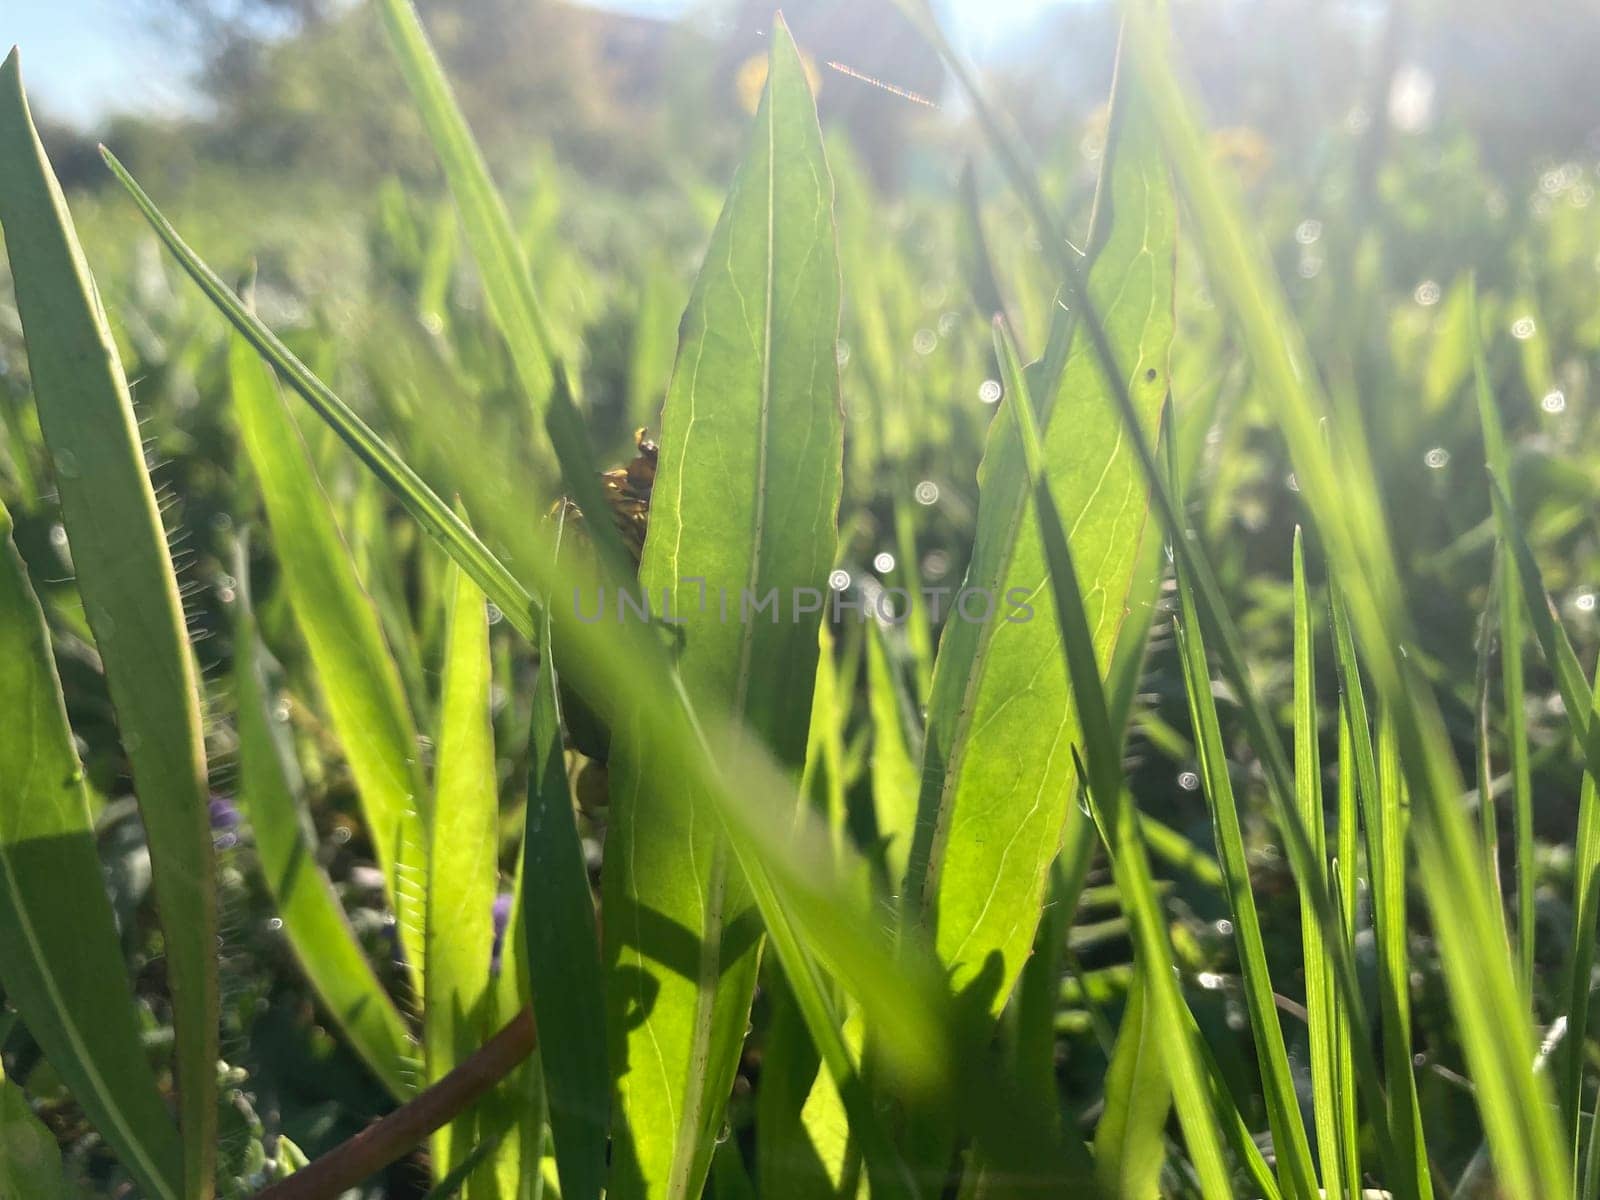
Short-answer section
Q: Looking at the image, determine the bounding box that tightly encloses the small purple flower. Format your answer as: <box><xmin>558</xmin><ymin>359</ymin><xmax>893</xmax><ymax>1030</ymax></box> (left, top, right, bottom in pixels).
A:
<box><xmin>209</xmin><ymin>794</ymin><xmax>242</xmax><ymax>831</ymax></box>
<box><xmin>490</xmin><ymin>893</ymin><xmax>514</xmax><ymax>976</ymax></box>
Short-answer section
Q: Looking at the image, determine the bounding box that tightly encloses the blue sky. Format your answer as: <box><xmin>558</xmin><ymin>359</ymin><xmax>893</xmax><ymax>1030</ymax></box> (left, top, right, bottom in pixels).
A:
<box><xmin>4</xmin><ymin>0</ymin><xmax>1056</xmax><ymax>127</ymax></box>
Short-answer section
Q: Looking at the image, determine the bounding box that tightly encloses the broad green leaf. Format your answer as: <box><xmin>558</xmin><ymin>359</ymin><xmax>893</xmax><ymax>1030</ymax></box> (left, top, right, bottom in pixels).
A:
<box><xmin>600</xmin><ymin>19</ymin><xmax>843</xmax><ymax>1199</ymax></box>
<box><xmin>1120</xmin><ymin>4</ymin><xmax>1567</xmax><ymax>1191</ymax></box>
<box><xmin>0</xmin><ymin>497</ymin><xmax>184</xmax><ymax>1200</ymax></box>
<box><xmin>908</xmin><ymin>68</ymin><xmax>1175</xmax><ymax>1016</ymax></box>
<box><xmin>375</xmin><ymin>0</ymin><xmax>560</xmax><ymax>419</ymax></box>
<box><xmin>994</xmin><ymin>321</ymin><xmax>1233</xmax><ymax>1197</ymax></box>
<box><xmin>1092</xmin><ymin>966</ymin><xmax>1169</xmax><ymax>1200</ymax></box>
<box><xmin>0</xmin><ymin>51</ymin><xmax>217</xmax><ymax>1197</ymax></box>
<box><xmin>234</xmin><ymin>555</ymin><xmax>417</xmax><ymax>1099</ymax></box>
<box><xmin>0</xmin><ymin>1063</ymin><xmax>67</xmax><ymax>1200</ymax></box>
<box><xmin>525</xmin><ymin>590</ymin><xmax>608</xmax><ymax>1200</ymax></box>
<box><xmin>426</xmin><ymin>551</ymin><xmax>503</xmax><ymax>1173</ymax></box>
<box><xmin>231</xmin><ymin>329</ymin><xmax>431</xmax><ymax>997</ymax></box>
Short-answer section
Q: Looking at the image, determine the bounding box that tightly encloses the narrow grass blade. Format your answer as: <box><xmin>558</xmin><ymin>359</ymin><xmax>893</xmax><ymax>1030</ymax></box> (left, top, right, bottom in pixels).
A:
<box><xmin>0</xmin><ymin>498</ymin><xmax>185</xmax><ymax>1200</ymax></box>
<box><xmin>234</xmin><ymin>552</ymin><xmax>417</xmax><ymax>1099</ymax></box>
<box><xmin>802</xmin><ymin>623</ymin><xmax>850</xmax><ymax>863</ymax></box>
<box><xmin>0</xmin><ymin>52</ymin><xmax>217</xmax><ymax>1196</ymax></box>
<box><xmin>1118</xmin><ymin>6</ymin><xmax>1567</xmax><ymax>1191</ymax></box>
<box><xmin>995</xmin><ymin>320</ymin><xmax>1234</xmax><ymax>1197</ymax></box>
<box><xmin>99</xmin><ymin>147</ymin><xmax>539</xmax><ymax>645</ymax></box>
<box><xmin>600</xmin><ymin>19</ymin><xmax>843</xmax><ymax>1198</ymax></box>
<box><xmin>865</xmin><ymin>621</ymin><xmax>920</xmax><ymax>890</ymax></box>
<box><xmin>425</xmin><ymin>548</ymin><xmax>503</xmax><ymax>1173</ymax></box>
<box><xmin>1293</xmin><ymin>532</ymin><xmax>1346</xmax><ymax>1197</ymax></box>
<box><xmin>1171</xmin><ymin>589</ymin><xmax>1318</xmax><ymax>1197</ymax></box>
<box><xmin>1490</xmin><ymin>472</ymin><xmax>1600</xmax><ymax>1172</ymax></box>
<box><xmin>524</xmin><ymin>590</ymin><xmax>608</xmax><ymax>1200</ymax></box>
<box><xmin>1092</xmin><ymin>965</ymin><xmax>1171</xmax><ymax>1199</ymax></box>
<box><xmin>1468</xmin><ymin>276</ymin><xmax>1535</xmax><ymax>998</ymax></box>
<box><xmin>908</xmin><ymin>55</ymin><xmax>1175</xmax><ymax>1019</ymax></box>
<box><xmin>374</xmin><ymin>0</ymin><xmax>560</xmax><ymax>418</ymax></box>
<box><xmin>230</xmin><ymin>330</ymin><xmax>430</xmax><ymax>997</ymax></box>
<box><xmin>1328</xmin><ymin>585</ymin><xmax>1430</xmax><ymax>1199</ymax></box>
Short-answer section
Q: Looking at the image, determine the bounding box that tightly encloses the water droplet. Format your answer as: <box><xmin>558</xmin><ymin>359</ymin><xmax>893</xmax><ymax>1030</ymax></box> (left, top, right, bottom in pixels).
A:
<box><xmin>1196</xmin><ymin>971</ymin><xmax>1225</xmax><ymax>990</ymax></box>
<box><xmin>267</xmin><ymin>917</ymin><xmax>284</xmax><ymax>932</ymax></box>
<box><xmin>1542</xmin><ymin>389</ymin><xmax>1567</xmax><ymax>413</ymax></box>
<box><xmin>872</xmin><ymin>551</ymin><xmax>896</xmax><ymax>574</ymax></box>
<box><xmin>486</xmin><ymin>602</ymin><xmax>504</xmax><ymax>626</ymax></box>
<box><xmin>1414</xmin><ymin>279</ymin><xmax>1441</xmax><ymax>306</ymax></box>
<box><xmin>937</xmin><ymin>311</ymin><xmax>960</xmax><ymax>337</ymax></box>
<box><xmin>1215</xmin><ymin>918</ymin><xmax>1234</xmax><ymax>936</ymax></box>
<box><xmin>921</xmin><ymin>550</ymin><xmax>949</xmax><ymax>579</ymax></box>
<box><xmin>1285</xmin><ymin>473</ymin><xmax>1300</xmax><ymax>493</ymax></box>
<box><xmin>1178</xmin><ymin>770</ymin><xmax>1200</xmax><ymax>791</ymax></box>
<box><xmin>1294</xmin><ymin>218</ymin><xmax>1323</xmax><ymax>245</ymax></box>
<box><xmin>835</xmin><ymin>339</ymin><xmax>850</xmax><ymax>367</ymax></box>
<box><xmin>978</xmin><ymin>379</ymin><xmax>1002</xmax><ymax>405</ymax></box>
<box><xmin>1577</xmin><ymin>592</ymin><xmax>1596</xmax><ymax>613</ymax></box>
<box><xmin>1511</xmin><ymin>316</ymin><xmax>1537</xmax><ymax>340</ymax></box>
<box><xmin>912</xmin><ymin>329</ymin><xmax>937</xmax><ymax>356</ymax></box>
<box><xmin>272</xmin><ymin>696</ymin><xmax>293</xmax><ymax>723</ymax></box>
<box><xmin>1424</xmin><ymin>447</ymin><xmax>1450</xmax><ymax>469</ymax></box>
<box><xmin>914</xmin><ymin>480</ymin><xmax>940</xmax><ymax>506</ymax></box>
<box><xmin>827</xmin><ymin>569</ymin><xmax>851</xmax><ymax>591</ymax></box>
<box><xmin>49</xmin><ymin>524</ymin><xmax>68</xmax><ymax>548</ymax></box>
<box><xmin>55</xmin><ymin>450</ymin><xmax>80</xmax><ymax>479</ymax></box>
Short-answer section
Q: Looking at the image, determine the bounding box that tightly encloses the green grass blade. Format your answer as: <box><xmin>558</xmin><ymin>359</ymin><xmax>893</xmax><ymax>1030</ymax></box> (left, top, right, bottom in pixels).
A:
<box><xmin>1334</xmin><ymin>712</ymin><xmax>1363</xmax><ymax>1191</ymax></box>
<box><xmin>995</xmin><ymin>319</ymin><xmax>1234</xmax><ymax>1197</ymax></box>
<box><xmin>98</xmin><ymin>147</ymin><xmax>539</xmax><ymax>645</ymax></box>
<box><xmin>0</xmin><ymin>497</ymin><xmax>185</xmax><ymax>1200</ymax></box>
<box><xmin>1118</xmin><ymin>6</ymin><xmax>1567</xmax><ymax>1191</ymax></box>
<box><xmin>1468</xmin><ymin>276</ymin><xmax>1535</xmax><ymax>999</ymax></box>
<box><xmin>525</xmin><ymin>588</ymin><xmax>608</xmax><ymax>1200</ymax></box>
<box><xmin>425</xmin><ymin>547</ymin><xmax>503</xmax><ymax>1174</ymax></box>
<box><xmin>233</xmin><ymin>551</ymin><xmax>418</xmax><ymax>1099</ymax></box>
<box><xmin>1328</xmin><ymin>585</ymin><xmax>1430</xmax><ymax>1198</ymax></box>
<box><xmin>230</xmin><ymin>329</ymin><xmax>430</xmax><ymax>998</ymax></box>
<box><xmin>0</xmin><ymin>52</ymin><xmax>217</xmax><ymax>1196</ymax></box>
<box><xmin>599</xmin><ymin>19</ymin><xmax>843</xmax><ymax>1198</ymax></box>
<box><xmin>1489</xmin><ymin>473</ymin><xmax>1600</xmax><ymax>1171</ymax></box>
<box><xmin>1293</xmin><ymin>532</ymin><xmax>1345</xmax><ymax>1198</ymax></box>
<box><xmin>865</xmin><ymin>621</ymin><xmax>920</xmax><ymax>890</ymax></box>
<box><xmin>1092</xmin><ymin>965</ymin><xmax>1171</xmax><ymax>1200</ymax></box>
<box><xmin>1171</xmin><ymin>589</ymin><xmax>1318</xmax><ymax>1197</ymax></box>
<box><xmin>908</xmin><ymin>58</ymin><xmax>1175</xmax><ymax>1017</ymax></box>
<box><xmin>374</xmin><ymin>0</ymin><xmax>560</xmax><ymax>418</ymax></box>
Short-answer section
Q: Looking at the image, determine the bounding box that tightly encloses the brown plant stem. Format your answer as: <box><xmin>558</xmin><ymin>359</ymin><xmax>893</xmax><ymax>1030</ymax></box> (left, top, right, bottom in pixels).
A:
<box><xmin>254</xmin><ymin>1007</ymin><xmax>537</xmax><ymax>1200</ymax></box>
